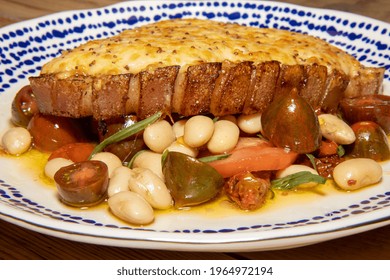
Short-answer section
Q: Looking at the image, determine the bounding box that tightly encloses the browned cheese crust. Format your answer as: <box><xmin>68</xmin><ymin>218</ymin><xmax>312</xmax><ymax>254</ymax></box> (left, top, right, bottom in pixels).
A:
<box><xmin>29</xmin><ymin>18</ymin><xmax>385</xmax><ymax>120</ymax></box>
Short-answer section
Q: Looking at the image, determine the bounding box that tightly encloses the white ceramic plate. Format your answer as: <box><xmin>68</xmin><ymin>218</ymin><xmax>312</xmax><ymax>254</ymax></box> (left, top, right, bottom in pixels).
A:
<box><xmin>0</xmin><ymin>0</ymin><xmax>389</xmax><ymax>252</ymax></box>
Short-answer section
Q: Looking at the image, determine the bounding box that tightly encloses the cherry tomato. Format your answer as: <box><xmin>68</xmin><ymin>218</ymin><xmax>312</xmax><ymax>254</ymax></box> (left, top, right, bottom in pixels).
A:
<box><xmin>348</xmin><ymin>121</ymin><xmax>390</xmax><ymax>161</ymax></box>
<box><xmin>163</xmin><ymin>151</ymin><xmax>224</xmax><ymax>208</ymax></box>
<box><xmin>27</xmin><ymin>113</ymin><xmax>88</xmax><ymax>153</ymax></box>
<box><xmin>97</xmin><ymin>115</ymin><xmax>145</xmax><ymax>162</ymax></box>
<box><xmin>48</xmin><ymin>142</ymin><xmax>96</xmax><ymax>162</ymax></box>
<box><xmin>340</xmin><ymin>95</ymin><xmax>390</xmax><ymax>134</ymax></box>
<box><xmin>317</xmin><ymin>140</ymin><xmax>339</xmax><ymax>157</ymax></box>
<box><xmin>224</xmin><ymin>172</ymin><xmax>270</xmax><ymax>210</ymax></box>
<box><xmin>54</xmin><ymin>160</ymin><xmax>109</xmax><ymax>207</ymax></box>
<box><xmin>11</xmin><ymin>85</ymin><xmax>39</xmax><ymax>127</ymax></box>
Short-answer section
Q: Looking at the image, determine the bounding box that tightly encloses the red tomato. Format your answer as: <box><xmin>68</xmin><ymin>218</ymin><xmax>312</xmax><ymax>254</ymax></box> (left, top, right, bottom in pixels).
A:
<box><xmin>28</xmin><ymin>113</ymin><xmax>88</xmax><ymax>153</ymax></box>
<box><xmin>48</xmin><ymin>143</ymin><xmax>96</xmax><ymax>162</ymax></box>
<box><xmin>208</xmin><ymin>138</ymin><xmax>298</xmax><ymax>178</ymax></box>
<box><xmin>317</xmin><ymin>140</ymin><xmax>339</xmax><ymax>157</ymax></box>
<box><xmin>11</xmin><ymin>85</ymin><xmax>39</xmax><ymax>127</ymax></box>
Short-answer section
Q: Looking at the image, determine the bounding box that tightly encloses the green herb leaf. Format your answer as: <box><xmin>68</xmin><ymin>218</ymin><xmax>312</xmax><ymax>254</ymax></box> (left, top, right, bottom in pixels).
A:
<box><xmin>161</xmin><ymin>149</ymin><xmax>169</xmax><ymax>167</ymax></box>
<box><xmin>271</xmin><ymin>171</ymin><xmax>326</xmax><ymax>190</ymax></box>
<box><xmin>199</xmin><ymin>154</ymin><xmax>231</xmax><ymax>163</ymax></box>
<box><xmin>89</xmin><ymin>111</ymin><xmax>162</xmax><ymax>160</ymax></box>
<box><xmin>337</xmin><ymin>145</ymin><xmax>345</xmax><ymax>157</ymax></box>
<box><xmin>305</xmin><ymin>153</ymin><xmax>318</xmax><ymax>172</ymax></box>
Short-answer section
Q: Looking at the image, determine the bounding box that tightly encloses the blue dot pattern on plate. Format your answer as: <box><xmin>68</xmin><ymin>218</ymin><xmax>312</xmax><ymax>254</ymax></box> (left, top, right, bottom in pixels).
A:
<box><xmin>0</xmin><ymin>1</ymin><xmax>390</xmax><ymax>234</ymax></box>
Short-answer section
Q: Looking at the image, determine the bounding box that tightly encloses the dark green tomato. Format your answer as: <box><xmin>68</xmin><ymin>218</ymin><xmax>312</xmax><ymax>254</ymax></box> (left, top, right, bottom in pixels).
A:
<box><xmin>11</xmin><ymin>85</ymin><xmax>39</xmax><ymax>127</ymax></box>
<box><xmin>347</xmin><ymin>121</ymin><xmax>390</xmax><ymax>161</ymax></box>
<box><xmin>162</xmin><ymin>152</ymin><xmax>224</xmax><ymax>208</ymax></box>
<box><xmin>261</xmin><ymin>88</ymin><xmax>321</xmax><ymax>153</ymax></box>
<box><xmin>54</xmin><ymin>160</ymin><xmax>109</xmax><ymax>207</ymax></box>
<box><xmin>97</xmin><ymin>115</ymin><xmax>145</xmax><ymax>162</ymax></box>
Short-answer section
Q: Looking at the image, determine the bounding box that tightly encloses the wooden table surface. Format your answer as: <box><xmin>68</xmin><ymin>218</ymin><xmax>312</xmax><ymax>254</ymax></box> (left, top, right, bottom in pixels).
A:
<box><xmin>0</xmin><ymin>0</ymin><xmax>389</xmax><ymax>260</ymax></box>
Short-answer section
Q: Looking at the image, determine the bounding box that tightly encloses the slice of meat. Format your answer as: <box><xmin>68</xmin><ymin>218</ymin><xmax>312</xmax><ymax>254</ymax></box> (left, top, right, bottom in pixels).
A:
<box><xmin>178</xmin><ymin>62</ymin><xmax>221</xmax><ymax>116</ymax></box>
<box><xmin>210</xmin><ymin>61</ymin><xmax>253</xmax><ymax>116</ymax></box>
<box><xmin>344</xmin><ymin>67</ymin><xmax>385</xmax><ymax>98</ymax></box>
<box><xmin>274</xmin><ymin>64</ymin><xmax>305</xmax><ymax>100</ymax></box>
<box><xmin>93</xmin><ymin>74</ymin><xmax>130</xmax><ymax>119</ymax></box>
<box><xmin>243</xmin><ymin>61</ymin><xmax>280</xmax><ymax>115</ymax></box>
<box><xmin>320</xmin><ymin>69</ymin><xmax>349</xmax><ymax>113</ymax></box>
<box><xmin>300</xmin><ymin>63</ymin><xmax>328</xmax><ymax>110</ymax></box>
<box><xmin>137</xmin><ymin>66</ymin><xmax>179</xmax><ymax>119</ymax></box>
<box><xmin>29</xmin><ymin>75</ymin><xmax>94</xmax><ymax>118</ymax></box>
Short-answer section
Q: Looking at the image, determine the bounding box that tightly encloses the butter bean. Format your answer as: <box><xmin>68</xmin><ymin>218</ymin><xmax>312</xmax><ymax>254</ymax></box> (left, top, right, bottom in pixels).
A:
<box><xmin>108</xmin><ymin>191</ymin><xmax>154</xmax><ymax>225</ymax></box>
<box><xmin>165</xmin><ymin>139</ymin><xmax>198</xmax><ymax>158</ymax></box>
<box><xmin>107</xmin><ymin>166</ymin><xmax>133</xmax><ymax>197</ymax></box>
<box><xmin>276</xmin><ymin>164</ymin><xmax>319</xmax><ymax>188</ymax></box>
<box><xmin>143</xmin><ymin>120</ymin><xmax>175</xmax><ymax>153</ymax></box>
<box><xmin>44</xmin><ymin>158</ymin><xmax>74</xmax><ymax>180</ymax></box>
<box><xmin>237</xmin><ymin>113</ymin><xmax>262</xmax><ymax>134</ymax></box>
<box><xmin>129</xmin><ymin>168</ymin><xmax>173</xmax><ymax>210</ymax></box>
<box><xmin>318</xmin><ymin>114</ymin><xmax>356</xmax><ymax>145</ymax></box>
<box><xmin>183</xmin><ymin>115</ymin><xmax>214</xmax><ymax>148</ymax></box>
<box><xmin>333</xmin><ymin>158</ymin><xmax>382</xmax><ymax>191</ymax></box>
<box><xmin>172</xmin><ymin>119</ymin><xmax>187</xmax><ymax>139</ymax></box>
<box><xmin>207</xmin><ymin>120</ymin><xmax>240</xmax><ymax>154</ymax></box>
<box><xmin>276</xmin><ymin>164</ymin><xmax>318</xmax><ymax>178</ymax></box>
<box><xmin>2</xmin><ymin>127</ymin><xmax>32</xmax><ymax>155</ymax></box>
<box><xmin>131</xmin><ymin>150</ymin><xmax>164</xmax><ymax>180</ymax></box>
<box><xmin>90</xmin><ymin>152</ymin><xmax>122</xmax><ymax>178</ymax></box>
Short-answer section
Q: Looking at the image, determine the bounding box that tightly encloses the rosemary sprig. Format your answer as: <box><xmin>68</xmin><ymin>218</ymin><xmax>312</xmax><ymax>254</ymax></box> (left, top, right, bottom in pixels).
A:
<box><xmin>199</xmin><ymin>154</ymin><xmax>231</xmax><ymax>163</ymax></box>
<box><xmin>89</xmin><ymin>111</ymin><xmax>162</xmax><ymax>159</ymax></box>
<box><xmin>271</xmin><ymin>171</ymin><xmax>326</xmax><ymax>190</ymax></box>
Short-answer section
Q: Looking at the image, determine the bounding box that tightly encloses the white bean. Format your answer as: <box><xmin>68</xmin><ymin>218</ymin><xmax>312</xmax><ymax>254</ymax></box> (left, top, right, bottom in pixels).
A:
<box><xmin>44</xmin><ymin>158</ymin><xmax>74</xmax><ymax>180</ymax></box>
<box><xmin>183</xmin><ymin>115</ymin><xmax>214</xmax><ymax>148</ymax></box>
<box><xmin>237</xmin><ymin>113</ymin><xmax>262</xmax><ymax>134</ymax></box>
<box><xmin>107</xmin><ymin>166</ymin><xmax>133</xmax><ymax>197</ymax></box>
<box><xmin>333</xmin><ymin>158</ymin><xmax>382</xmax><ymax>191</ymax></box>
<box><xmin>129</xmin><ymin>168</ymin><xmax>173</xmax><ymax>210</ymax></box>
<box><xmin>165</xmin><ymin>139</ymin><xmax>198</xmax><ymax>158</ymax></box>
<box><xmin>276</xmin><ymin>164</ymin><xmax>318</xmax><ymax>178</ymax></box>
<box><xmin>207</xmin><ymin>120</ymin><xmax>240</xmax><ymax>154</ymax></box>
<box><xmin>143</xmin><ymin>120</ymin><xmax>175</xmax><ymax>153</ymax></box>
<box><xmin>318</xmin><ymin>114</ymin><xmax>356</xmax><ymax>145</ymax></box>
<box><xmin>131</xmin><ymin>150</ymin><xmax>164</xmax><ymax>180</ymax></box>
<box><xmin>276</xmin><ymin>164</ymin><xmax>319</xmax><ymax>188</ymax></box>
<box><xmin>2</xmin><ymin>127</ymin><xmax>32</xmax><ymax>155</ymax></box>
<box><xmin>90</xmin><ymin>152</ymin><xmax>122</xmax><ymax>178</ymax></box>
<box><xmin>108</xmin><ymin>191</ymin><xmax>154</xmax><ymax>225</ymax></box>
<box><xmin>172</xmin><ymin>119</ymin><xmax>187</xmax><ymax>139</ymax></box>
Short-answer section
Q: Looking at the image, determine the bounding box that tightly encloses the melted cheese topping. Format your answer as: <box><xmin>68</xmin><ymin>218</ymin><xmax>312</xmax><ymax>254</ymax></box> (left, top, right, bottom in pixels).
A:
<box><xmin>41</xmin><ymin>18</ymin><xmax>361</xmax><ymax>78</ymax></box>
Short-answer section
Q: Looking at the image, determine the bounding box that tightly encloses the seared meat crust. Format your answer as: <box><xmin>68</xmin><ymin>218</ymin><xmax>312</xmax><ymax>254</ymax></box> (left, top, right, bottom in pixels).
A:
<box><xmin>29</xmin><ymin>19</ymin><xmax>385</xmax><ymax>120</ymax></box>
